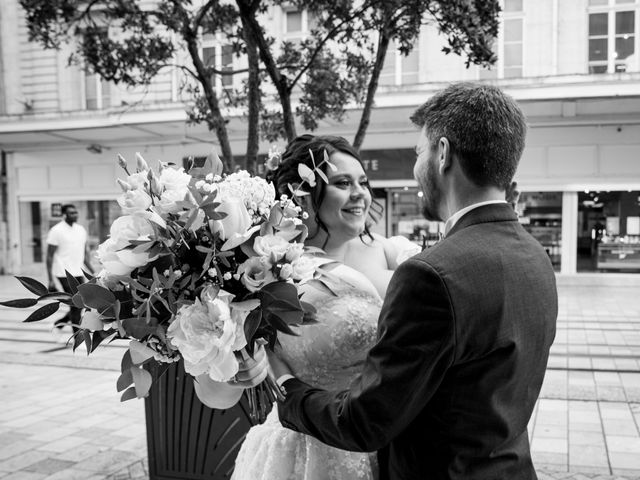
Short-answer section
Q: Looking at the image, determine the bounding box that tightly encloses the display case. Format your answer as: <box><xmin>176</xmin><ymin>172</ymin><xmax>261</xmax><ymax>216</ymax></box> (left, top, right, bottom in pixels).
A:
<box><xmin>597</xmin><ymin>241</ymin><xmax>640</xmax><ymax>270</ymax></box>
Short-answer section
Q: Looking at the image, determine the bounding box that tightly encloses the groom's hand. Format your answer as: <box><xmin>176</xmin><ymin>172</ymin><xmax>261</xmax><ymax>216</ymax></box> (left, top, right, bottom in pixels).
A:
<box><xmin>229</xmin><ymin>345</ymin><xmax>268</xmax><ymax>388</ymax></box>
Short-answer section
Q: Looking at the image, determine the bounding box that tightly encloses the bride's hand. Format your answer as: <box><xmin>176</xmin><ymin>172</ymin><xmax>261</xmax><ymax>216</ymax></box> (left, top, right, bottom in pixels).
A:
<box><xmin>266</xmin><ymin>349</ymin><xmax>294</xmax><ymax>380</ymax></box>
<box><xmin>229</xmin><ymin>345</ymin><xmax>269</xmax><ymax>388</ymax></box>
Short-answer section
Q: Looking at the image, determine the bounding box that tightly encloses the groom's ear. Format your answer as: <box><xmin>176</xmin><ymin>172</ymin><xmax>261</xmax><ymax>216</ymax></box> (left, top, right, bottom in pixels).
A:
<box><xmin>437</xmin><ymin>137</ymin><xmax>453</xmax><ymax>175</ymax></box>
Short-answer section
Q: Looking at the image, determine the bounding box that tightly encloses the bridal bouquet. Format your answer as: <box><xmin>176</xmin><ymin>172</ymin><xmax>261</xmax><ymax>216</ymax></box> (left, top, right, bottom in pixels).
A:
<box><xmin>4</xmin><ymin>150</ymin><xmax>328</xmax><ymax>418</ymax></box>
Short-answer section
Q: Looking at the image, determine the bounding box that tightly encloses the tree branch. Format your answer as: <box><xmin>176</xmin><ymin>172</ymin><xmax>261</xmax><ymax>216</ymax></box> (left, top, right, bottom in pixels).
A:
<box><xmin>289</xmin><ymin>1</ymin><xmax>374</xmax><ymax>89</ymax></box>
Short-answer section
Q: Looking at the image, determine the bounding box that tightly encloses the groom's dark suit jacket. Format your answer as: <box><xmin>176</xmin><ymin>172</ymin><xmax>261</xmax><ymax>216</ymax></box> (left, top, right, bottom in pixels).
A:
<box><xmin>279</xmin><ymin>203</ymin><xmax>558</xmax><ymax>480</ymax></box>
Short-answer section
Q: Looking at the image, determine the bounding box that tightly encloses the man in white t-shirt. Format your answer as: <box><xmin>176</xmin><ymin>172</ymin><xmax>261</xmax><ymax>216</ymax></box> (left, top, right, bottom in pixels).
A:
<box><xmin>46</xmin><ymin>204</ymin><xmax>94</xmax><ymax>333</ymax></box>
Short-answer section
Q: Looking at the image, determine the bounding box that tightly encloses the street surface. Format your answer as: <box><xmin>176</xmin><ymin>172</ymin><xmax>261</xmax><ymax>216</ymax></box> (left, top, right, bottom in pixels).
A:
<box><xmin>0</xmin><ymin>274</ymin><xmax>639</xmax><ymax>479</ymax></box>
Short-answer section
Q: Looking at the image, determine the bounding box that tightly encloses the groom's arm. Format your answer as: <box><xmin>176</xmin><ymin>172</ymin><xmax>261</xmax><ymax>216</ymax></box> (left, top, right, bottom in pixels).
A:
<box><xmin>278</xmin><ymin>257</ymin><xmax>455</xmax><ymax>452</ymax></box>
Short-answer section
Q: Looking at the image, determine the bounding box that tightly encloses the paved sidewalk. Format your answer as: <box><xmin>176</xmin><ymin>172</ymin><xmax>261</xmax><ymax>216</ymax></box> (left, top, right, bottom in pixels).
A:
<box><xmin>0</xmin><ymin>274</ymin><xmax>639</xmax><ymax>479</ymax></box>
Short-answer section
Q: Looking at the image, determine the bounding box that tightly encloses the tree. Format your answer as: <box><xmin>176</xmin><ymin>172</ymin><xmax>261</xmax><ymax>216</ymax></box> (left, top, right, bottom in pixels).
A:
<box><xmin>20</xmin><ymin>0</ymin><xmax>243</xmax><ymax>170</ymax></box>
<box><xmin>19</xmin><ymin>0</ymin><xmax>500</xmax><ymax>170</ymax></box>
<box><xmin>237</xmin><ymin>0</ymin><xmax>500</xmax><ymax>150</ymax></box>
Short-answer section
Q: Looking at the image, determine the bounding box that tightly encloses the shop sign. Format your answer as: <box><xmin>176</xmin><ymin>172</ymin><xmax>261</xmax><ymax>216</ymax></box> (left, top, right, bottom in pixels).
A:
<box><xmin>359</xmin><ymin>149</ymin><xmax>415</xmax><ymax>181</ymax></box>
<box><xmin>51</xmin><ymin>203</ymin><xmax>62</xmax><ymax>217</ymax></box>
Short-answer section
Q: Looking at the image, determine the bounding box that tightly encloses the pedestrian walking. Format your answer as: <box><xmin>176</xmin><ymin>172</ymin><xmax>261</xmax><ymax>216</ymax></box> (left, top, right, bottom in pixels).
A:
<box><xmin>46</xmin><ymin>204</ymin><xmax>94</xmax><ymax>334</ymax></box>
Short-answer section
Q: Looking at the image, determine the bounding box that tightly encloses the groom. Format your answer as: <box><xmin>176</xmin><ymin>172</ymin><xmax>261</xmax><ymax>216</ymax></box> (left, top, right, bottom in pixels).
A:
<box><xmin>272</xmin><ymin>83</ymin><xmax>558</xmax><ymax>479</ymax></box>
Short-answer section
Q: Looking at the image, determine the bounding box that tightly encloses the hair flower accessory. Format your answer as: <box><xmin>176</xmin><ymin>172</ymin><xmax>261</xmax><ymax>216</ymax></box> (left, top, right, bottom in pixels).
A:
<box><xmin>264</xmin><ymin>145</ymin><xmax>283</xmax><ymax>172</ymax></box>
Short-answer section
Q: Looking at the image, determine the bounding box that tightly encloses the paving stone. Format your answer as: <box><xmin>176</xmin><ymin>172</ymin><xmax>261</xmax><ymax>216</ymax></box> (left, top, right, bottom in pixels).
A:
<box><xmin>23</xmin><ymin>458</ymin><xmax>75</xmax><ymax>475</ymax></box>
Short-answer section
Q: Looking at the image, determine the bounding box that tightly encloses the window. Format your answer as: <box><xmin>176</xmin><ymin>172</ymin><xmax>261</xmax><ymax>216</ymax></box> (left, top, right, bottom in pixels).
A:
<box><xmin>84</xmin><ymin>70</ymin><xmax>110</xmax><ymax>110</ymax></box>
<box><xmin>82</xmin><ymin>30</ymin><xmax>110</xmax><ymax>110</ymax></box>
<box><xmin>588</xmin><ymin>0</ymin><xmax>639</xmax><ymax>73</ymax></box>
<box><xmin>286</xmin><ymin>10</ymin><xmax>303</xmax><ymax>34</ymax></box>
<box><xmin>478</xmin><ymin>0</ymin><xmax>524</xmax><ymax>79</ymax></box>
<box><xmin>503</xmin><ymin>18</ymin><xmax>523</xmax><ymax>77</ymax></box>
<box><xmin>379</xmin><ymin>41</ymin><xmax>421</xmax><ymax>86</ymax></box>
<box><xmin>202</xmin><ymin>42</ymin><xmax>234</xmax><ymax>94</ymax></box>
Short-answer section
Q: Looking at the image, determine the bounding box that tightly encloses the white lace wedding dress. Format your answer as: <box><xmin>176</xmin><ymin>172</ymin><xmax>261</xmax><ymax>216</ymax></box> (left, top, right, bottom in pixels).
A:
<box><xmin>231</xmin><ymin>270</ymin><xmax>383</xmax><ymax>480</ymax></box>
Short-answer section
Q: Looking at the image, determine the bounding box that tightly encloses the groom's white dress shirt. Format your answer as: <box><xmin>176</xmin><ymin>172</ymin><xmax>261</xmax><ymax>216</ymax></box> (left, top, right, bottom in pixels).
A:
<box><xmin>444</xmin><ymin>200</ymin><xmax>507</xmax><ymax>236</ymax></box>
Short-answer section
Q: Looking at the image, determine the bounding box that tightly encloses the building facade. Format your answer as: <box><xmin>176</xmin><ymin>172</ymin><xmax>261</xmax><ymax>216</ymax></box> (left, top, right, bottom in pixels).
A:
<box><xmin>1</xmin><ymin>0</ymin><xmax>639</xmax><ymax>275</ymax></box>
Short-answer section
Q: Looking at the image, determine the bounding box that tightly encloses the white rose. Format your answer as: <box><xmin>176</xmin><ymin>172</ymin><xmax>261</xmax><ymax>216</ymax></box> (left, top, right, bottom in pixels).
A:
<box><xmin>158</xmin><ymin>167</ymin><xmax>191</xmax><ymax>191</ymax></box>
<box><xmin>279</xmin><ymin>263</ymin><xmax>293</xmax><ymax>281</ymax></box>
<box><xmin>96</xmin><ymin>214</ymin><xmax>159</xmax><ymax>276</ymax></box>
<box><xmin>126</xmin><ymin>171</ymin><xmax>148</xmax><ymax>190</ymax></box>
<box><xmin>291</xmin><ymin>256</ymin><xmax>316</xmax><ymax>283</ymax></box>
<box><xmin>117</xmin><ymin>189</ymin><xmax>152</xmax><ymax>214</ymax></box>
<box><xmin>253</xmin><ymin>234</ymin><xmax>290</xmax><ymax>262</ymax></box>
<box><xmin>285</xmin><ymin>242</ymin><xmax>304</xmax><ymax>262</ymax></box>
<box><xmin>96</xmin><ymin>239</ymin><xmax>134</xmax><ymax>276</ymax></box>
<box><xmin>167</xmin><ymin>294</ymin><xmax>239</xmax><ymax>382</ymax></box>
<box><xmin>238</xmin><ymin>257</ymin><xmax>276</xmax><ymax>292</ymax></box>
<box><xmin>109</xmin><ymin>214</ymin><xmax>155</xmax><ymax>249</ymax></box>
<box><xmin>156</xmin><ymin>187</ymin><xmax>190</xmax><ymax>215</ymax></box>
<box><xmin>215</xmin><ymin>197</ymin><xmax>252</xmax><ymax>240</ymax></box>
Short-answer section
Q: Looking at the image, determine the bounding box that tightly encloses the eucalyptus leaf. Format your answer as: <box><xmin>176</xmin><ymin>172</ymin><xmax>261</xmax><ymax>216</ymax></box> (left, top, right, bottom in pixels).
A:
<box><xmin>120</xmin><ymin>386</ymin><xmax>137</xmax><ymax>402</ymax></box>
<box><xmin>129</xmin><ymin>339</ymin><xmax>157</xmax><ymax>365</ymax></box>
<box><xmin>117</xmin><ymin>368</ymin><xmax>134</xmax><ymax>392</ymax></box>
<box><xmin>131</xmin><ymin>367</ymin><xmax>152</xmax><ymax>398</ymax></box>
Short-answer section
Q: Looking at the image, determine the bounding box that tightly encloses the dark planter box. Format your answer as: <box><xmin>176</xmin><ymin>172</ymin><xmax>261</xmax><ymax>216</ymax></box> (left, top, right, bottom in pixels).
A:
<box><xmin>145</xmin><ymin>361</ymin><xmax>262</xmax><ymax>480</ymax></box>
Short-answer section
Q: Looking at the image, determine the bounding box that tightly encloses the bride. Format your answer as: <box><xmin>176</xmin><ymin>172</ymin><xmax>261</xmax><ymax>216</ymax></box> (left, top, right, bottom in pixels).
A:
<box><xmin>195</xmin><ymin>134</ymin><xmax>418</xmax><ymax>480</ymax></box>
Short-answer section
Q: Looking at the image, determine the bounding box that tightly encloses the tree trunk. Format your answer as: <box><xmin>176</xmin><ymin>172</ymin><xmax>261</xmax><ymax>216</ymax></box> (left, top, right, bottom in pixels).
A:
<box><xmin>184</xmin><ymin>31</ymin><xmax>234</xmax><ymax>172</ymax></box>
<box><xmin>353</xmin><ymin>31</ymin><xmax>391</xmax><ymax>152</ymax></box>
<box><xmin>279</xmin><ymin>81</ymin><xmax>297</xmax><ymax>141</ymax></box>
<box><xmin>236</xmin><ymin>0</ymin><xmax>297</xmax><ymax>141</ymax></box>
<box><xmin>242</xmin><ymin>16</ymin><xmax>261</xmax><ymax>174</ymax></box>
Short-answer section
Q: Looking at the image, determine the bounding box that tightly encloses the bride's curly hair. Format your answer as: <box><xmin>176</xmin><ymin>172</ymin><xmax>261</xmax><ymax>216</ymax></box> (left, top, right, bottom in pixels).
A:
<box><xmin>266</xmin><ymin>134</ymin><xmax>382</xmax><ymax>242</ymax></box>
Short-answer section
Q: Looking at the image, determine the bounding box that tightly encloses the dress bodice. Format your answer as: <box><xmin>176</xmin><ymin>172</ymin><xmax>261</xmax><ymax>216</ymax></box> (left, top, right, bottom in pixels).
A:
<box><xmin>278</xmin><ymin>287</ymin><xmax>382</xmax><ymax>390</ymax></box>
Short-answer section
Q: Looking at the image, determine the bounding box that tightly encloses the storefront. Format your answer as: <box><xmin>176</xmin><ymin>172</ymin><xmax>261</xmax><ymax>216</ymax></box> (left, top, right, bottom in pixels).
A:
<box><xmin>3</xmin><ymin>97</ymin><xmax>640</xmax><ymax>276</ymax></box>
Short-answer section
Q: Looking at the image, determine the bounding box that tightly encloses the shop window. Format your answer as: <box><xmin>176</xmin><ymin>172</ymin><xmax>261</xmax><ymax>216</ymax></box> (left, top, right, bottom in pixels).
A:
<box><xmin>516</xmin><ymin>192</ymin><xmax>562</xmax><ymax>271</ymax></box>
<box><xmin>18</xmin><ymin>200</ymin><xmax>119</xmax><ymax>272</ymax></box>
<box><xmin>588</xmin><ymin>0</ymin><xmax>639</xmax><ymax>73</ymax></box>
<box><xmin>389</xmin><ymin>187</ymin><xmax>443</xmax><ymax>249</ymax></box>
<box><xmin>577</xmin><ymin>190</ymin><xmax>640</xmax><ymax>272</ymax></box>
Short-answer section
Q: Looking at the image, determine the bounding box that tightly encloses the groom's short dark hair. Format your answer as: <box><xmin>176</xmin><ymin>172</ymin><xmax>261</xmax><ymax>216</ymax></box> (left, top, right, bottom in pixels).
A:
<box><xmin>410</xmin><ymin>82</ymin><xmax>526</xmax><ymax>190</ymax></box>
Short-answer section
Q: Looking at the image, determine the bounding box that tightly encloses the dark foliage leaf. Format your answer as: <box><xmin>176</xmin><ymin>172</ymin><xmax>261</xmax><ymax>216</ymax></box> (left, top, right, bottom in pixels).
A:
<box><xmin>77</xmin><ymin>283</ymin><xmax>116</xmax><ymax>315</ymax></box>
<box><xmin>243</xmin><ymin>309</ymin><xmax>262</xmax><ymax>346</ymax></box>
<box><xmin>264</xmin><ymin>312</ymin><xmax>297</xmax><ymax>336</ymax></box>
<box><xmin>24</xmin><ymin>302</ymin><xmax>60</xmax><ymax>322</ymax></box>
<box><xmin>37</xmin><ymin>292</ymin><xmax>73</xmax><ymax>303</ymax></box>
<box><xmin>15</xmin><ymin>276</ymin><xmax>48</xmax><ymax>296</ymax></box>
<box><xmin>72</xmin><ymin>293</ymin><xmax>85</xmax><ymax>309</ymax></box>
<box><xmin>91</xmin><ymin>330</ymin><xmax>115</xmax><ymax>353</ymax></box>
<box><xmin>0</xmin><ymin>298</ymin><xmax>38</xmax><ymax>308</ymax></box>
<box><xmin>122</xmin><ymin>317</ymin><xmax>159</xmax><ymax>338</ymax></box>
<box><xmin>64</xmin><ymin>270</ymin><xmax>80</xmax><ymax>294</ymax></box>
